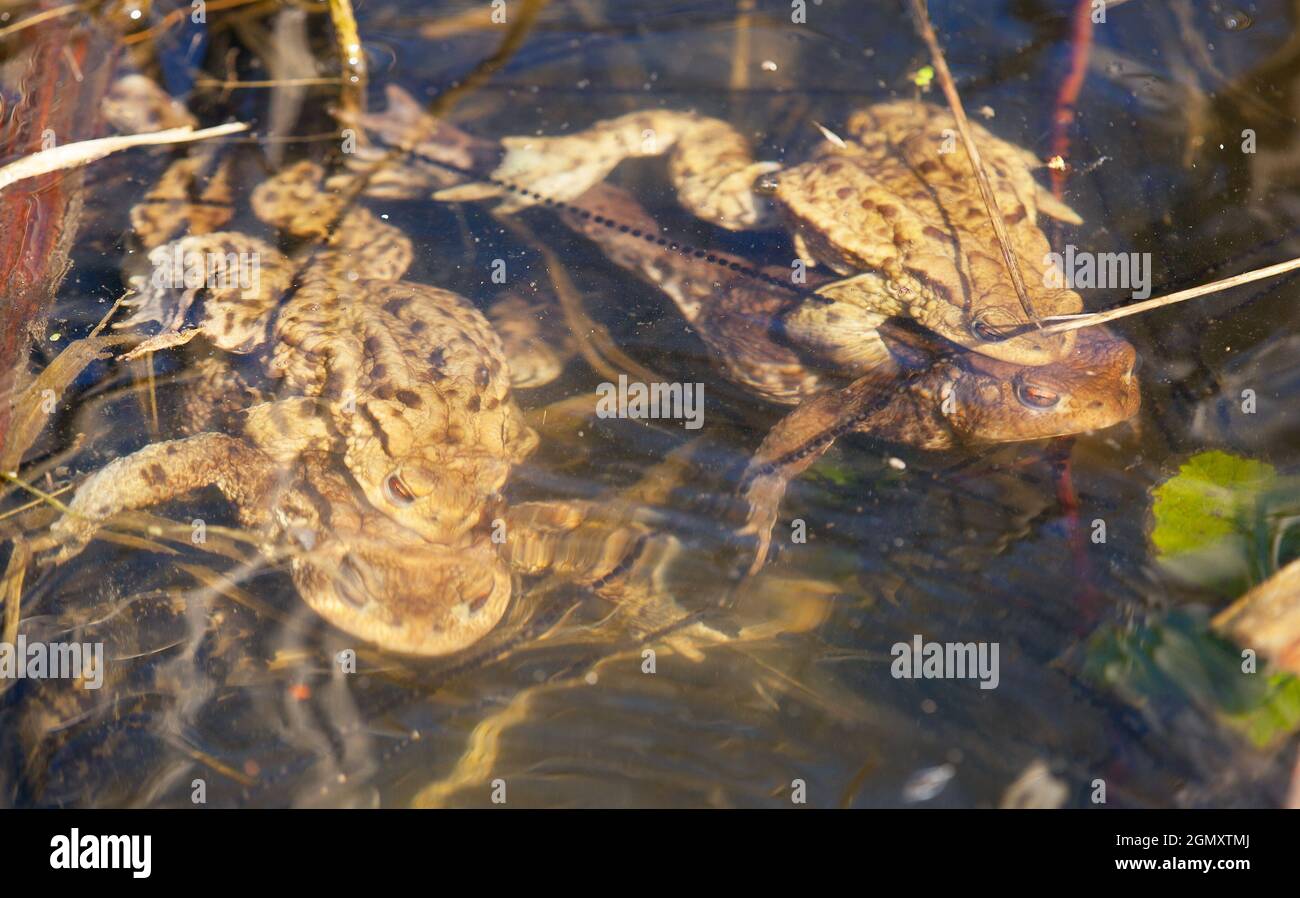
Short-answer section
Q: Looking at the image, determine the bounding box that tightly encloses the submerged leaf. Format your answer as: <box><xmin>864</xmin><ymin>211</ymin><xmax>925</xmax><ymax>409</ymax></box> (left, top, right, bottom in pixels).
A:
<box><xmin>1084</xmin><ymin>611</ymin><xmax>1300</xmax><ymax>749</ymax></box>
<box><xmin>1</xmin><ymin>333</ymin><xmax>130</xmax><ymax>473</ymax></box>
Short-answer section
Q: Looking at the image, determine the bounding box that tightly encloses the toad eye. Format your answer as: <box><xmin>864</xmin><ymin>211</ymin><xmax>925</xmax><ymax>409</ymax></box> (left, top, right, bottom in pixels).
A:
<box><xmin>384</xmin><ymin>472</ymin><xmax>416</xmax><ymax>505</ymax></box>
<box><xmin>1015</xmin><ymin>382</ymin><xmax>1061</xmax><ymax>409</ymax></box>
<box><xmin>971</xmin><ymin>318</ymin><xmax>1004</xmax><ymax>342</ymax></box>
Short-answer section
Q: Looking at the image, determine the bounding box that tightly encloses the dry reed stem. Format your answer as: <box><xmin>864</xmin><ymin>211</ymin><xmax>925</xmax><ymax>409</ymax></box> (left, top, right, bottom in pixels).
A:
<box><xmin>0</xmin><ymin>3</ymin><xmax>83</xmax><ymax>40</ymax></box>
<box><xmin>1036</xmin><ymin>255</ymin><xmax>1300</xmax><ymax>335</ymax></box>
<box><xmin>0</xmin><ymin>123</ymin><xmax>247</xmax><ymax>193</ymax></box>
<box><xmin>328</xmin><ymin>0</ymin><xmax>367</xmax><ymax>117</ymax></box>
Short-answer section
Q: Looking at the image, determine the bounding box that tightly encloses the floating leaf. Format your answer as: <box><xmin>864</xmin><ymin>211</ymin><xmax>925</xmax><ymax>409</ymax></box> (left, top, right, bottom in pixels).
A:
<box><xmin>1151</xmin><ymin>451</ymin><xmax>1275</xmax><ymax>556</ymax></box>
<box><xmin>1149</xmin><ymin>451</ymin><xmax>1279</xmax><ymax>595</ymax></box>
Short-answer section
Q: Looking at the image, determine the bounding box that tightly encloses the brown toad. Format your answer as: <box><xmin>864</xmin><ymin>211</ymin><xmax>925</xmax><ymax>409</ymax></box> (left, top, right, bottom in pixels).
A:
<box><xmin>550</xmin><ymin>184</ymin><xmax>1139</xmax><ymax>570</ymax></box>
<box><xmin>734</xmin><ymin>322</ymin><xmax>1140</xmax><ymax>569</ymax></box>
<box><xmin>46</xmin><ymin>161</ymin><xmax>547</xmax><ymax>654</ymax></box>
<box><xmin>344</xmin><ymin>87</ymin><xmax>1086</xmax><ymax>367</ymax></box>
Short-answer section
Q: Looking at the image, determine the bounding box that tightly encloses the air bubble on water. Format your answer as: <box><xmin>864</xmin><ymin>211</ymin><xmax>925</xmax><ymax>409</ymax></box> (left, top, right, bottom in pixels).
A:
<box><xmin>1219</xmin><ymin>10</ymin><xmax>1253</xmax><ymax>31</ymax></box>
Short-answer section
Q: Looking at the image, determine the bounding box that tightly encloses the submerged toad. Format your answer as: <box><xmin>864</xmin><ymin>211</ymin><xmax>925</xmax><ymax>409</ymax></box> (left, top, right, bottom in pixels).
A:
<box><xmin>552</xmin><ymin>184</ymin><xmax>1139</xmax><ymax>570</ymax></box>
<box><xmin>44</xmin><ymin>160</ymin><xmax>661</xmax><ymax>655</ymax></box>
<box><xmin>735</xmin><ymin>323</ymin><xmax>1140</xmax><ymax>569</ymax></box>
<box><xmin>345</xmin><ymin>87</ymin><xmax>1085</xmax><ymax>367</ymax></box>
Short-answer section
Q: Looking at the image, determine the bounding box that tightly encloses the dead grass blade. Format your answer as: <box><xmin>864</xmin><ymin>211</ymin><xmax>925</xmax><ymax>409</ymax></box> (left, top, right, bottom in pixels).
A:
<box><xmin>0</xmin><ymin>123</ymin><xmax>247</xmax><ymax>193</ymax></box>
<box><xmin>1036</xmin><ymin>255</ymin><xmax>1300</xmax><ymax>335</ymax></box>
<box><xmin>2</xmin><ymin>536</ymin><xmax>30</xmax><ymax>647</ymax></box>
<box><xmin>0</xmin><ymin>3</ymin><xmax>84</xmax><ymax>41</ymax></box>
<box><xmin>327</xmin><ymin>0</ymin><xmax>367</xmax><ymax>116</ymax></box>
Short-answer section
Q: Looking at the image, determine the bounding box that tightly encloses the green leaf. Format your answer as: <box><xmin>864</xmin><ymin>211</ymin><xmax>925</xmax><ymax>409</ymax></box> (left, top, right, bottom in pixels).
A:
<box><xmin>1083</xmin><ymin>611</ymin><xmax>1300</xmax><ymax>749</ymax></box>
<box><xmin>1151</xmin><ymin>451</ymin><xmax>1275</xmax><ymax>556</ymax></box>
<box><xmin>1225</xmin><ymin>673</ymin><xmax>1300</xmax><ymax>749</ymax></box>
<box><xmin>1149</xmin><ymin>451</ymin><xmax>1279</xmax><ymax>595</ymax></box>
<box><xmin>808</xmin><ymin>458</ymin><xmax>855</xmax><ymax>487</ymax></box>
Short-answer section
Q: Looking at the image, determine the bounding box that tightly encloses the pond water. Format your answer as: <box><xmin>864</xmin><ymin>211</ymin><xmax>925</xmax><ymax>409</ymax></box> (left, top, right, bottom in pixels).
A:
<box><xmin>3</xmin><ymin>0</ymin><xmax>1299</xmax><ymax>808</ymax></box>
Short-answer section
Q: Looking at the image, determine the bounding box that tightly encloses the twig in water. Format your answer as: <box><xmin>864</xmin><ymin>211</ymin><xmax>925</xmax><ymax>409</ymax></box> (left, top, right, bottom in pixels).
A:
<box><xmin>194</xmin><ymin>77</ymin><xmax>344</xmax><ymax>89</ymax></box>
<box><xmin>2</xmin><ymin>537</ymin><xmax>30</xmax><ymax>648</ymax></box>
<box><xmin>1034</xmin><ymin>255</ymin><xmax>1300</xmax><ymax>335</ymax></box>
<box><xmin>730</xmin><ymin>0</ymin><xmax>756</xmax><ymax>91</ymax></box>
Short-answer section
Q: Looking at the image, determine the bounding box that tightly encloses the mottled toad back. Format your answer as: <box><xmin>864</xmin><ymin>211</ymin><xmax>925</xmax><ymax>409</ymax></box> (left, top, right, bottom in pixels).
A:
<box><xmin>543</xmin><ymin>183</ymin><xmax>1139</xmax><ymax>573</ymax></box>
<box><xmin>50</xmin><ymin>160</ymin><xmax>539</xmax><ymax>655</ymax></box>
<box><xmin>773</xmin><ymin>101</ymin><xmax>1084</xmax><ymax>366</ymax></box>
<box><xmin>349</xmin><ymin>87</ymin><xmax>1086</xmax><ymax>367</ymax></box>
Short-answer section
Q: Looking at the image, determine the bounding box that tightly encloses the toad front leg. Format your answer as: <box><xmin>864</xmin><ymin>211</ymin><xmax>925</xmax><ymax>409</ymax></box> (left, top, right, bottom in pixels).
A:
<box><xmin>737</xmin><ymin>370</ymin><xmax>942</xmax><ymax>575</ymax></box>
<box><xmin>48</xmin><ymin>433</ymin><xmax>280</xmax><ymax>562</ymax></box>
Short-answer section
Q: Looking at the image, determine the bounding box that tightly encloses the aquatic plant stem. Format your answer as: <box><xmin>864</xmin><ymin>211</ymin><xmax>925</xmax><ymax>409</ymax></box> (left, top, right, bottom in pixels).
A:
<box><xmin>328</xmin><ymin>0</ymin><xmax>367</xmax><ymax>117</ymax></box>
<box><xmin>1051</xmin><ymin>0</ymin><xmax>1095</xmax><ymax>199</ymax></box>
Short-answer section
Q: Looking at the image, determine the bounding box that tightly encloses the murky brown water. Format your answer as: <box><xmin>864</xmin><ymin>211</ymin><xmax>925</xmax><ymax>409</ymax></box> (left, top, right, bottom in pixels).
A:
<box><xmin>3</xmin><ymin>0</ymin><xmax>1300</xmax><ymax>808</ymax></box>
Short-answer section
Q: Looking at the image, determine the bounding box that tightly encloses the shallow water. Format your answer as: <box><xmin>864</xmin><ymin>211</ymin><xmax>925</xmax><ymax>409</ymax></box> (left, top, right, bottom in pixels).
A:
<box><xmin>3</xmin><ymin>0</ymin><xmax>1300</xmax><ymax>807</ymax></box>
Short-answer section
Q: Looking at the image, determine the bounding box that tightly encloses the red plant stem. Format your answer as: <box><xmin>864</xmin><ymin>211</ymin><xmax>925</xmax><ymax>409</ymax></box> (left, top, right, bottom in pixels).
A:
<box><xmin>1051</xmin><ymin>0</ymin><xmax>1095</xmax><ymax>198</ymax></box>
<box><xmin>1049</xmin><ymin>2</ymin><xmax>1099</xmax><ymax>619</ymax></box>
<box><xmin>1050</xmin><ymin>437</ymin><xmax>1102</xmax><ymax>628</ymax></box>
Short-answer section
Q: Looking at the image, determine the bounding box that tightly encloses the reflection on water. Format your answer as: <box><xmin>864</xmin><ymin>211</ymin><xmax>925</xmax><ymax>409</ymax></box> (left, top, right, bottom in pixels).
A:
<box><xmin>3</xmin><ymin>0</ymin><xmax>1300</xmax><ymax>808</ymax></box>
